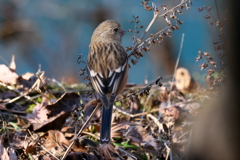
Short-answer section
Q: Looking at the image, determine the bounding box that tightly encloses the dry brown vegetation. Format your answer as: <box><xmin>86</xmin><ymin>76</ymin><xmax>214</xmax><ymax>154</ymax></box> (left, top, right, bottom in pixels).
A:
<box><xmin>0</xmin><ymin>0</ymin><xmax>232</xmax><ymax>160</ymax></box>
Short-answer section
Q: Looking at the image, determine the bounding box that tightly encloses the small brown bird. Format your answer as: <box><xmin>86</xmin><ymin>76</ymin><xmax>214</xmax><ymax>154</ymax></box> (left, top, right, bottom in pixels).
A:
<box><xmin>87</xmin><ymin>20</ymin><xmax>128</xmax><ymax>144</ymax></box>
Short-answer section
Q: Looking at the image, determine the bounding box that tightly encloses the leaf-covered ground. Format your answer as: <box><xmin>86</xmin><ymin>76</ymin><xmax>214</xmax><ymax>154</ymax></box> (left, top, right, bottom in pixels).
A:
<box><xmin>0</xmin><ymin>3</ymin><xmax>224</xmax><ymax>158</ymax></box>
<box><xmin>0</xmin><ymin>61</ymin><xmax>216</xmax><ymax>160</ymax></box>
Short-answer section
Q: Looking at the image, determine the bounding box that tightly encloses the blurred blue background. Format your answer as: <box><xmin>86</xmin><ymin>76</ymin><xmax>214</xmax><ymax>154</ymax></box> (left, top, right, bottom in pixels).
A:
<box><xmin>0</xmin><ymin>0</ymin><xmax>221</xmax><ymax>84</ymax></box>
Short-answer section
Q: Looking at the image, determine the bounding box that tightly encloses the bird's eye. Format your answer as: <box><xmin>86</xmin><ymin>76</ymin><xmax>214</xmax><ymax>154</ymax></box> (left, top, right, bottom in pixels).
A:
<box><xmin>113</xmin><ymin>28</ymin><xmax>118</xmax><ymax>32</ymax></box>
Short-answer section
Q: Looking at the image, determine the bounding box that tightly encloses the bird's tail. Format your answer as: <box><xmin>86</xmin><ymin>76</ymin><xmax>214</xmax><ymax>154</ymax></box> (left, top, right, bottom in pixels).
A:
<box><xmin>100</xmin><ymin>103</ymin><xmax>113</xmax><ymax>144</ymax></box>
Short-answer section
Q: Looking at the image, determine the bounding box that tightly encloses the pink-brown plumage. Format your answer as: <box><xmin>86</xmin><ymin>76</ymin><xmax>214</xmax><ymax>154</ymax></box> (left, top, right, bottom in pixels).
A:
<box><xmin>87</xmin><ymin>20</ymin><xmax>128</xmax><ymax>143</ymax></box>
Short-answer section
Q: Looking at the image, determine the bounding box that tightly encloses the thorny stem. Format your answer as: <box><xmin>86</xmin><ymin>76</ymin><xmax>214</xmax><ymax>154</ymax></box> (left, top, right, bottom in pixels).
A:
<box><xmin>115</xmin><ymin>77</ymin><xmax>162</xmax><ymax>102</ymax></box>
<box><xmin>132</xmin><ymin>17</ymin><xmax>138</xmax><ymax>48</ymax></box>
<box><xmin>214</xmin><ymin>0</ymin><xmax>228</xmax><ymax>55</ymax></box>
<box><xmin>204</xmin><ymin>6</ymin><xmax>227</xmax><ymax>53</ymax></box>
<box><xmin>61</xmin><ymin>102</ymin><xmax>102</xmax><ymax>160</ymax></box>
<box><xmin>129</xmin><ymin>0</ymin><xmax>189</xmax><ymax>53</ymax></box>
<box><xmin>205</xmin><ymin>7</ymin><xmax>217</xmax><ymax>22</ymax></box>
<box><xmin>158</xmin><ymin>0</ymin><xmax>188</xmax><ymax>18</ymax></box>
<box><xmin>136</xmin><ymin>25</ymin><xmax>169</xmax><ymax>49</ymax></box>
<box><xmin>205</xmin><ymin>1</ymin><xmax>228</xmax><ymax>56</ymax></box>
<box><xmin>128</xmin><ymin>8</ymin><xmax>159</xmax><ymax>58</ymax></box>
<box><xmin>203</xmin><ymin>55</ymin><xmax>225</xmax><ymax>78</ymax></box>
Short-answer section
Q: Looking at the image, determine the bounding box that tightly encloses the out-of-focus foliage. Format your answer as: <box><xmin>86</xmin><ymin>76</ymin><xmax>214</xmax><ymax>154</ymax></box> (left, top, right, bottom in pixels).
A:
<box><xmin>0</xmin><ymin>0</ymin><xmax>217</xmax><ymax>84</ymax></box>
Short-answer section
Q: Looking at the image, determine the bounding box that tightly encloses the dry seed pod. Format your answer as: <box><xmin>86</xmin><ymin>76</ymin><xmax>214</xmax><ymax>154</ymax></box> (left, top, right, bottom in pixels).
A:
<box><xmin>174</xmin><ymin>67</ymin><xmax>198</xmax><ymax>94</ymax></box>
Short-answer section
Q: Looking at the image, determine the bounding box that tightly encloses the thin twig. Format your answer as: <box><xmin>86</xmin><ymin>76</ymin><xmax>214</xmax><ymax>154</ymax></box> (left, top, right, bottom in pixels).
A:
<box><xmin>164</xmin><ymin>143</ymin><xmax>171</xmax><ymax>160</ymax></box>
<box><xmin>128</xmin><ymin>5</ymin><xmax>159</xmax><ymax>58</ymax></box>
<box><xmin>36</xmin><ymin>73</ymin><xmax>57</xmax><ymax>100</ymax></box>
<box><xmin>4</xmin><ymin>72</ymin><xmax>45</xmax><ymax>105</ymax></box>
<box><xmin>114</xmin><ymin>102</ymin><xmax>185</xmax><ymax>118</ymax></box>
<box><xmin>168</xmin><ymin>33</ymin><xmax>185</xmax><ymax>106</ymax></box>
<box><xmin>203</xmin><ymin>55</ymin><xmax>225</xmax><ymax>78</ymax></box>
<box><xmin>171</xmin><ymin>33</ymin><xmax>185</xmax><ymax>86</ymax></box>
<box><xmin>158</xmin><ymin>0</ymin><xmax>188</xmax><ymax>18</ymax></box>
<box><xmin>116</xmin><ymin>147</ymin><xmax>137</xmax><ymax>160</ymax></box>
<box><xmin>47</xmin><ymin>78</ymin><xmax>67</xmax><ymax>92</ymax></box>
<box><xmin>147</xmin><ymin>114</ymin><xmax>164</xmax><ymax>133</ymax></box>
<box><xmin>136</xmin><ymin>0</ymin><xmax>189</xmax><ymax>50</ymax></box>
<box><xmin>115</xmin><ymin>77</ymin><xmax>162</xmax><ymax>102</ymax></box>
<box><xmin>205</xmin><ymin>7</ymin><xmax>217</xmax><ymax>22</ymax></box>
<box><xmin>0</xmin><ymin>82</ymin><xmax>36</xmax><ymax>104</ymax></box>
<box><xmin>214</xmin><ymin>0</ymin><xmax>227</xmax><ymax>55</ymax></box>
<box><xmin>136</xmin><ymin>25</ymin><xmax>169</xmax><ymax>49</ymax></box>
<box><xmin>82</xmin><ymin>131</ymin><xmax>100</xmax><ymax>140</ymax></box>
<box><xmin>61</xmin><ymin>102</ymin><xmax>102</xmax><ymax>160</ymax></box>
<box><xmin>0</xmin><ymin>55</ymin><xmax>9</xmax><ymax>65</ymax></box>
<box><xmin>27</xmin><ymin>130</ymin><xmax>60</xmax><ymax>160</ymax></box>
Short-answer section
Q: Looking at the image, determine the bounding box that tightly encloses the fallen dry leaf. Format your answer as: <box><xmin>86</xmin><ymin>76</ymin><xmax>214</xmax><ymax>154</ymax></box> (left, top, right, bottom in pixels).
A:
<box><xmin>125</xmin><ymin>126</ymin><xmax>157</xmax><ymax>150</ymax></box>
<box><xmin>26</xmin><ymin>96</ymin><xmax>49</xmax><ymax>123</ymax></box>
<box><xmin>40</xmin><ymin>130</ymin><xmax>71</xmax><ymax>156</ymax></box>
<box><xmin>16</xmin><ymin>72</ymin><xmax>37</xmax><ymax>90</ymax></box>
<box><xmin>39</xmin><ymin>130</ymin><xmax>88</xmax><ymax>157</ymax></box>
<box><xmin>27</xmin><ymin>92</ymin><xmax>80</xmax><ymax>132</ymax></box>
<box><xmin>0</xmin><ymin>64</ymin><xmax>18</xmax><ymax>84</ymax></box>
<box><xmin>0</xmin><ymin>137</ymin><xmax>17</xmax><ymax>160</ymax></box>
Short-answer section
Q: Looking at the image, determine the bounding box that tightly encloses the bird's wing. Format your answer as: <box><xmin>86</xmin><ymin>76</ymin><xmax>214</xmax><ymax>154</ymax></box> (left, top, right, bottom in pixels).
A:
<box><xmin>87</xmin><ymin>43</ymin><xmax>128</xmax><ymax>107</ymax></box>
<box><xmin>88</xmin><ymin>61</ymin><xmax>127</xmax><ymax>95</ymax></box>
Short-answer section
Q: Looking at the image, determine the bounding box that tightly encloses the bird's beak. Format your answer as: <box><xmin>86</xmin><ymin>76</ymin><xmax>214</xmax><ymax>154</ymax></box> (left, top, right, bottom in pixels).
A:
<box><xmin>119</xmin><ymin>29</ymin><xmax>126</xmax><ymax>36</ymax></box>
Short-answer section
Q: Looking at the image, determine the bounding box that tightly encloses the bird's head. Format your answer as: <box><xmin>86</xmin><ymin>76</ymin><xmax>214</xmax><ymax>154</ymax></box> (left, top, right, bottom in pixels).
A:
<box><xmin>91</xmin><ymin>20</ymin><xmax>125</xmax><ymax>43</ymax></box>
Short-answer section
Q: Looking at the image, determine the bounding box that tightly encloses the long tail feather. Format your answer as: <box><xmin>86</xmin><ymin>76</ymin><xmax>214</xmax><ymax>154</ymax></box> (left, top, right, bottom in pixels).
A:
<box><xmin>100</xmin><ymin>104</ymin><xmax>113</xmax><ymax>144</ymax></box>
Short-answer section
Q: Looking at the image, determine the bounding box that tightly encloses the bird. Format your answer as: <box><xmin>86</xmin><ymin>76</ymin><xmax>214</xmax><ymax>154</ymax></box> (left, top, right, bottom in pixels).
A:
<box><xmin>87</xmin><ymin>20</ymin><xmax>128</xmax><ymax>144</ymax></box>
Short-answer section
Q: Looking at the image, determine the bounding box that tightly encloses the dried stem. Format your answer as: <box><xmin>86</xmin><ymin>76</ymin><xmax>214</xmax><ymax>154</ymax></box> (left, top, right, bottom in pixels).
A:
<box><xmin>203</xmin><ymin>55</ymin><xmax>225</xmax><ymax>78</ymax></box>
<box><xmin>114</xmin><ymin>101</ymin><xmax>188</xmax><ymax>118</ymax></box>
<box><xmin>135</xmin><ymin>0</ymin><xmax>189</xmax><ymax>50</ymax></box>
<box><xmin>128</xmin><ymin>6</ymin><xmax>159</xmax><ymax>58</ymax></box>
<box><xmin>214</xmin><ymin>0</ymin><xmax>228</xmax><ymax>55</ymax></box>
<box><xmin>171</xmin><ymin>33</ymin><xmax>185</xmax><ymax>87</ymax></box>
<box><xmin>115</xmin><ymin>77</ymin><xmax>162</xmax><ymax>102</ymax></box>
<box><xmin>205</xmin><ymin>7</ymin><xmax>217</xmax><ymax>22</ymax></box>
<box><xmin>36</xmin><ymin>73</ymin><xmax>57</xmax><ymax>101</ymax></box>
<box><xmin>0</xmin><ymin>55</ymin><xmax>9</xmax><ymax>65</ymax></box>
<box><xmin>168</xmin><ymin>33</ymin><xmax>185</xmax><ymax>105</ymax></box>
<box><xmin>4</xmin><ymin>72</ymin><xmax>45</xmax><ymax>105</ymax></box>
<box><xmin>147</xmin><ymin>114</ymin><xmax>164</xmax><ymax>132</ymax></box>
<box><xmin>158</xmin><ymin>0</ymin><xmax>188</xmax><ymax>18</ymax></box>
<box><xmin>116</xmin><ymin>147</ymin><xmax>137</xmax><ymax>160</ymax></box>
<box><xmin>136</xmin><ymin>25</ymin><xmax>169</xmax><ymax>49</ymax></box>
<box><xmin>61</xmin><ymin>102</ymin><xmax>102</xmax><ymax>160</ymax></box>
